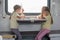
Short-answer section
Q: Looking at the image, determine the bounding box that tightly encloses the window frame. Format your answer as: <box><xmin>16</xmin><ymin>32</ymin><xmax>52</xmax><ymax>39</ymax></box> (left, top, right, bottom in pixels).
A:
<box><xmin>5</xmin><ymin>0</ymin><xmax>50</xmax><ymax>15</ymax></box>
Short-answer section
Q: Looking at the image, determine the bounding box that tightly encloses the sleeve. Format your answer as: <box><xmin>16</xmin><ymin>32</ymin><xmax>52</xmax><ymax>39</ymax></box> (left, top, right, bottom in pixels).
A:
<box><xmin>11</xmin><ymin>13</ymin><xmax>17</xmax><ymax>20</ymax></box>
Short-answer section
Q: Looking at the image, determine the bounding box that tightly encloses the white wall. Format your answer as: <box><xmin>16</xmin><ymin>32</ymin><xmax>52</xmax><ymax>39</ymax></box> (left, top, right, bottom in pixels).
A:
<box><xmin>0</xmin><ymin>0</ymin><xmax>10</xmax><ymax>32</ymax></box>
<box><xmin>50</xmin><ymin>0</ymin><xmax>60</xmax><ymax>30</ymax></box>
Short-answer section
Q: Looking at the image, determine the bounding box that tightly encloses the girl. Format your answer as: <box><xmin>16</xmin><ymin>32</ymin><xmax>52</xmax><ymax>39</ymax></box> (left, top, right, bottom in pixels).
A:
<box><xmin>35</xmin><ymin>6</ymin><xmax>53</xmax><ymax>40</ymax></box>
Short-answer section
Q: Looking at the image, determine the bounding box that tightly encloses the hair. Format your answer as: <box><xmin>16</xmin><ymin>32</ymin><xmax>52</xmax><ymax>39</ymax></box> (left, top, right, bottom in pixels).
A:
<box><xmin>42</xmin><ymin>6</ymin><xmax>53</xmax><ymax>24</ymax></box>
<box><xmin>13</xmin><ymin>5</ymin><xmax>21</xmax><ymax>11</ymax></box>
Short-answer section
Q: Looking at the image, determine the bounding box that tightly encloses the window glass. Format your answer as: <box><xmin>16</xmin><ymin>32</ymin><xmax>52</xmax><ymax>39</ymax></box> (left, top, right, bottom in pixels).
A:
<box><xmin>8</xmin><ymin>0</ymin><xmax>48</xmax><ymax>13</ymax></box>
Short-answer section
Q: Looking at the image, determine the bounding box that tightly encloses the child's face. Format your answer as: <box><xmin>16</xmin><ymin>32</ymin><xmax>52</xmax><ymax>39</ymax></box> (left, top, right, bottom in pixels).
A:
<box><xmin>42</xmin><ymin>7</ymin><xmax>47</xmax><ymax>16</ymax></box>
<box><xmin>43</xmin><ymin>11</ymin><xmax>48</xmax><ymax>16</ymax></box>
<box><xmin>16</xmin><ymin>8</ymin><xmax>24</xmax><ymax>14</ymax></box>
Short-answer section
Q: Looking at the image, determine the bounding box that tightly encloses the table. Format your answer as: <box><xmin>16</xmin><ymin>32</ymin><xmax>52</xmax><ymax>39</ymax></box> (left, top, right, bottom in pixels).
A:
<box><xmin>17</xmin><ymin>18</ymin><xmax>46</xmax><ymax>31</ymax></box>
<box><xmin>17</xmin><ymin>18</ymin><xmax>46</xmax><ymax>24</ymax></box>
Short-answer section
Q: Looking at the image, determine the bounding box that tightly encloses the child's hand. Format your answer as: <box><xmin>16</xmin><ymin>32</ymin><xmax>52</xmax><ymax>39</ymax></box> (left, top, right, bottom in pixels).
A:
<box><xmin>37</xmin><ymin>15</ymin><xmax>42</xmax><ymax>19</ymax></box>
<box><xmin>20</xmin><ymin>15</ymin><xmax>25</xmax><ymax>19</ymax></box>
<box><xmin>17</xmin><ymin>15</ymin><xmax>25</xmax><ymax>19</ymax></box>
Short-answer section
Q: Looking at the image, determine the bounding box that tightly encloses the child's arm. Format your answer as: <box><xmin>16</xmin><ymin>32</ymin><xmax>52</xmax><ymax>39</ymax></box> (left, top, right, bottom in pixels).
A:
<box><xmin>17</xmin><ymin>14</ymin><xmax>25</xmax><ymax>18</ymax></box>
<box><xmin>37</xmin><ymin>14</ymin><xmax>46</xmax><ymax>19</ymax></box>
<box><xmin>17</xmin><ymin>8</ymin><xmax>25</xmax><ymax>18</ymax></box>
<box><xmin>37</xmin><ymin>14</ymin><xmax>42</xmax><ymax>19</ymax></box>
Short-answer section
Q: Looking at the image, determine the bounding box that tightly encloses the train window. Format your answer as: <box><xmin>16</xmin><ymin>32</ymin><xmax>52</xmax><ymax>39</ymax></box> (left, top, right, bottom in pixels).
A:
<box><xmin>6</xmin><ymin>0</ymin><xmax>49</xmax><ymax>13</ymax></box>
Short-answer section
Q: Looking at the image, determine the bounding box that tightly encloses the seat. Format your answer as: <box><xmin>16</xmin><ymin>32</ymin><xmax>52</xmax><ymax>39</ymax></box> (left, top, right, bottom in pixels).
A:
<box><xmin>42</xmin><ymin>33</ymin><xmax>50</xmax><ymax>40</ymax></box>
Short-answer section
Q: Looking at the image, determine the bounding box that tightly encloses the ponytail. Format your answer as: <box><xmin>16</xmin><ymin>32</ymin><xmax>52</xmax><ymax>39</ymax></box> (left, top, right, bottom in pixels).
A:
<box><xmin>49</xmin><ymin>13</ymin><xmax>53</xmax><ymax>24</ymax></box>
